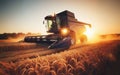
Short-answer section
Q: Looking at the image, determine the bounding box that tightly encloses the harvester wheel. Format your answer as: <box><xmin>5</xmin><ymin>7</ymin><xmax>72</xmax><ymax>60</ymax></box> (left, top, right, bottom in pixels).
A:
<box><xmin>80</xmin><ymin>35</ymin><xmax>87</xmax><ymax>43</ymax></box>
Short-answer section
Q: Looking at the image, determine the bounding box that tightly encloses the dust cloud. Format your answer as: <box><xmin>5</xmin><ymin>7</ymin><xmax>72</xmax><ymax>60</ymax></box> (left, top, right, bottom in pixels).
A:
<box><xmin>87</xmin><ymin>34</ymin><xmax>120</xmax><ymax>44</ymax></box>
<box><xmin>0</xmin><ymin>37</ymin><xmax>24</xmax><ymax>43</ymax></box>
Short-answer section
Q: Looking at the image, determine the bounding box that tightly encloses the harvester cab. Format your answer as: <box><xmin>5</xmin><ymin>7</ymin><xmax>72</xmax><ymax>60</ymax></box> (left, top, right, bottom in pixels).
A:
<box><xmin>44</xmin><ymin>15</ymin><xmax>59</xmax><ymax>34</ymax></box>
<box><xmin>24</xmin><ymin>10</ymin><xmax>91</xmax><ymax>49</ymax></box>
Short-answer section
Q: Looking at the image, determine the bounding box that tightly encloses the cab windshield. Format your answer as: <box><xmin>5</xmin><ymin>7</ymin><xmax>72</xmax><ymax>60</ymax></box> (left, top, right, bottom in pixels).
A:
<box><xmin>44</xmin><ymin>16</ymin><xmax>60</xmax><ymax>33</ymax></box>
<box><xmin>45</xmin><ymin>19</ymin><xmax>56</xmax><ymax>32</ymax></box>
<box><xmin>45</xmin><ymin>20</ymin><xmax>53</xmax><ymax>31</ymax></box>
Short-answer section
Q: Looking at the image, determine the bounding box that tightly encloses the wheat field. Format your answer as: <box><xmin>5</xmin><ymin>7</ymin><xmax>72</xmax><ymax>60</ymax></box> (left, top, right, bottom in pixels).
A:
<box><xmin>0</xmin><ymin>40</ymin><xmax>120</xmax><ymax>75</ymax></box>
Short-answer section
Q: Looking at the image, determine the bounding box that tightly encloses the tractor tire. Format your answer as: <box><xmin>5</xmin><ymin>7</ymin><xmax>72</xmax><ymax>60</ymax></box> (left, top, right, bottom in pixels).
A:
<box><xmin>80</xmin><ymin>35</ymin><xmax>87</xmax><ymax>43</ymax></box>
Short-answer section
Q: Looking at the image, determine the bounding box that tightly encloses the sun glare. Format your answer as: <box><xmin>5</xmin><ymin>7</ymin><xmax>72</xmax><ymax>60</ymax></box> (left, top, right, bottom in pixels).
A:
<box><xmin>84</xmin><ymin>26</ymin><xmax>94</xmax><ymax>39</ymax></box>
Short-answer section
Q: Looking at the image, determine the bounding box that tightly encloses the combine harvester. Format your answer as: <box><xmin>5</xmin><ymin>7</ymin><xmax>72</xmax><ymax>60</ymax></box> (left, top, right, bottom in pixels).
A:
<box><xmin>24</xmin><ymin>10</ymin><xmax>91</xmax><ymax>48</ymax></box>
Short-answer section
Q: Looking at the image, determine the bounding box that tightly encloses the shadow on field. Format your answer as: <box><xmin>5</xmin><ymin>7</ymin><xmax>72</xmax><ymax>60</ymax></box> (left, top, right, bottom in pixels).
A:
<box><xmin>36</xmin><ymin>40</ymin><xmax>70</xmax><ymax>50</ymax></box>
<box><xmin>36</xmin><ymin>42</ymin><xmax>69</xmax><ymax>52</ymax></box>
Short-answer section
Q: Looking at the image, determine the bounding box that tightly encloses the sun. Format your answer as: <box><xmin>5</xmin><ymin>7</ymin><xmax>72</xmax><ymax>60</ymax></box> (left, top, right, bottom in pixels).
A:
<box><xmin>84</xmin><ymin>26</ymin><xmax>94</xmax><ymax>39</ymax></box>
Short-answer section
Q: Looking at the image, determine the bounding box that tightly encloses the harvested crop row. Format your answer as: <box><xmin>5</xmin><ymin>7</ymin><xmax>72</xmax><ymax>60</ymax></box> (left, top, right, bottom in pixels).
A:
<box><xmin>0</xmin><ymin>43</ymin><xmax>45</xmax><ymax>52</ymax></box>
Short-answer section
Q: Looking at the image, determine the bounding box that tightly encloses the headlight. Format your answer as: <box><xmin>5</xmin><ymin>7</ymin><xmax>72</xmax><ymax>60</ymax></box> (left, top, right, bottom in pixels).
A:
<box><xmin>61</xmin><ymin>28</ymin><xmax>69</xmax><ymax>36</ymax></box>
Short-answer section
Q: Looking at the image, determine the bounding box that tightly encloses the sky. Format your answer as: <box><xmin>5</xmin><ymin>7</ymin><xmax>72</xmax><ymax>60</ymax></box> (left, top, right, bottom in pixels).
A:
<box><xmin>0</xmin><ymin>0</ymin><xmax>120</xmax><ymax>35</ymax></box>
